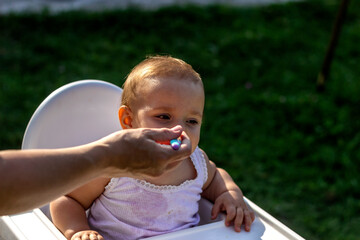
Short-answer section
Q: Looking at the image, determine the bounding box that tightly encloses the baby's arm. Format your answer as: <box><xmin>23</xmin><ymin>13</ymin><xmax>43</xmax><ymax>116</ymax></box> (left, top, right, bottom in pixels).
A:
<box><xmin>50</xmin><ymin>177</ymin><xmax>110</xmax><ymax>240</ymax></box>
<box><xmin>201</xmin><ymin>150</ymin><xmax>255</xmax><ymax>232</ymax></box>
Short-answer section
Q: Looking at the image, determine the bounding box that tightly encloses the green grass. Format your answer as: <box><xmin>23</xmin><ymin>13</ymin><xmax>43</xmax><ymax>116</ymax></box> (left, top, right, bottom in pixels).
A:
<box><xmin>1</xmin><ymin>0</ymin><xmax>360</xmax><ymax>239</ymax></box>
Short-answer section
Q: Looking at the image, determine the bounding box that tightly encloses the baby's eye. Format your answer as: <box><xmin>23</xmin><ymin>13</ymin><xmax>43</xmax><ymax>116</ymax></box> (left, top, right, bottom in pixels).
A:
<box><xmin>156</xmin><ymin>114</ymin><xmax>171</xmax><ymax>120</ymax></box>
<box><xmin>187</xmin><ymin>119</ymin><xmax>199</xmax><ymax>125</ymax></box>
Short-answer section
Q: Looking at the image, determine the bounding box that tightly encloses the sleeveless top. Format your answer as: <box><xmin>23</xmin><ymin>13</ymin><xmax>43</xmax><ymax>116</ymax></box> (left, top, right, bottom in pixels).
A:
<box><xmin>88</xmin><ymin>147</ymin><xmax>208</xmax><ymax>240</ymax></box>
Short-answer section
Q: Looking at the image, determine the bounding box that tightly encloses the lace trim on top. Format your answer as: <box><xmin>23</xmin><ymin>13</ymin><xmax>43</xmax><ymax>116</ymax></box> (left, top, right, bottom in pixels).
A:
<box><xmin>106</xmin><ymin>147</ymin><xmax>208</xmax><ymax>193</ymax></box>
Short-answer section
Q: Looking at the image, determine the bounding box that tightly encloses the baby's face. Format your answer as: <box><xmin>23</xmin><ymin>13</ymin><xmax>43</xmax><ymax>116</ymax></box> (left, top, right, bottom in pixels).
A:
<box><xmin>131</xmin><ymin>77</ymin><xmax>204</xmax><ymax>153</ymax></box>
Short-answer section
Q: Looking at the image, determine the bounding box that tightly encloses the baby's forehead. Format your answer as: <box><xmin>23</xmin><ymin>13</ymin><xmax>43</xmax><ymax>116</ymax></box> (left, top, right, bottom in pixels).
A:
<box><xmin>128</xmin><ymin>75</ymin><xmax>204</xmax><ymax>106</ymax></box>
<box><xmin>133</xmin><ymin>76</ymin><xmax>204</xmax><ymax>101</ymax></box>
<box><xmin>140</xmin><ymin>78</ymin><xmax>203</xmax><ymax>101</ymax></box>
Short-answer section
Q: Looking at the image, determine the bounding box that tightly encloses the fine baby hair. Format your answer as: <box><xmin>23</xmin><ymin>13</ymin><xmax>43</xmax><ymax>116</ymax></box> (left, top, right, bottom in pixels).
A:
<box><xmin>120</xmin><ymin>55</ymin><xmax>203</xmax><ymax>109</ymax></box>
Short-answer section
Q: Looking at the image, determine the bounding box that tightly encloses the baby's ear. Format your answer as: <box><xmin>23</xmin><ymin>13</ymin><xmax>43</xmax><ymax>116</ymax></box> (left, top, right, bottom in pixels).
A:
<box><xmin>118</xmin><ymin>105</ymin><xmax>133</xmax><ymax>129</ymax></box>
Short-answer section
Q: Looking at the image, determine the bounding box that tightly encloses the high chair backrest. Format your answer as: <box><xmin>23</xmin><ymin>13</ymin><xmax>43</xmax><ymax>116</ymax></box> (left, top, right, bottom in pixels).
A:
<box><xmin>21</xmin><ymin>80</ymin><xmax>123</xmax><ymax>220</ymax></box>
<box><xmin>22</xmin><ymin>80</ymin><xmax>122</xmax><ymax>150</ymax></box>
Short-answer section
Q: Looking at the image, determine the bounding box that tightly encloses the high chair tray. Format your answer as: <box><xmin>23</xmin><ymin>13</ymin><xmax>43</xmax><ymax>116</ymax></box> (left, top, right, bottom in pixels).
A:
<box><xmin>0</xmin><ymin>198</ymin><xmax>304</xmax><ymax>240</ymax></box>
<box><xmin>145</xmin><ymin>197</ymin><xmax>304</xmax><ymax>240</ymax></box>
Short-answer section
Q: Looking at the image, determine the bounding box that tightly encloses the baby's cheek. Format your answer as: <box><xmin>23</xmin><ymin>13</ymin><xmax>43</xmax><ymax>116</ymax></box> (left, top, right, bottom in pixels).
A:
<box><xmin>190</xmin><ymin>135</ymin><xmax>200</xmax><ymax>152</ymax></box>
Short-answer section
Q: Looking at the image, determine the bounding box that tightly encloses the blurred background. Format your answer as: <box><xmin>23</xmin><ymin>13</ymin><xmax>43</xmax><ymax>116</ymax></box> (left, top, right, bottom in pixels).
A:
<box><xmin>0</xmin><ymin>0</ymin><xmax>359</xmax><ymax>239</ymax></box>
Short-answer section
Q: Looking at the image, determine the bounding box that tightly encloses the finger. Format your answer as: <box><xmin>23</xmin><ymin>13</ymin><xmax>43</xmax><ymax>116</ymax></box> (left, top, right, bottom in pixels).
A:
<box><xmin>145</xmin><ymin>126</ymin><xmax>191</xmax><ymax>157</ymax></box>
<box><xmin>147</xmin><ymin>126</ymin><xmax>183</xmax><ymax>142</ymax></box>
<box><xmin>89</xmin><ymin>233</ymin><xmax>98</xmax><ymax>240</ymax></box>
<box><xmin>82</xmin><ymin>234</ymin><xmax>91</xmax><ymax>240</ymax></box>
<box><xmin>225</xmin><ymin>206</ymin><xmax>236</xmax><ymax>226</ymax></box>
<box><xmin>171</xmin><ymin>125</ymin><xmax>183</xmax><ymax>132</ymax></box>
<box><xmin>71</xmin><ymin>233</ymin><xmax>81</xmax><ymax>240</ymax></box>
<box><xmin>174</xmin><ymin>131</ymin><xmax>191</xmax><ymax>156</ymax></box>
<box><xmin>250</xmin><ymin>211</ymin><xmax>255</xmax><ymax>222</ymax></box>
<box><xmin>234</xmin><ymin>207</ymin><xmax>244</xmax><ymax>232</ymax></box>
<box><xmin>211</xmin><ymin>201</ymin><xmax>221</xmax><ymax>220</ymax></box>
<box><xmin>243</xmin><ymin>209</ymin><xmax>254</xmax><ymax>232</ymax></box>
<box><xmin>98</xmin><ymin>235</ymin><xmax>105</xmax><ymax>240</ymax></box>
<box><xmin>81</xmin><ymin>234</ymin><xmax>90</xmax><ymax>240</ymax></box>
<box><xmin>163</xmin><ymin>131</ymin><xmax>192</xmax><ymax>162</ymax></box>
<box><xmin>178</xmin><ymin>130</ymin><xmax>190</xmax><ymax>147</ymax></box>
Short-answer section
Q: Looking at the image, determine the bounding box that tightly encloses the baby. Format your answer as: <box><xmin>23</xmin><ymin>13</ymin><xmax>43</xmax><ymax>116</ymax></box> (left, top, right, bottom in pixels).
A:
<box><xmin>50</xmin><ymin>56</ymin><xmax>255</xmax><ymax>240</ymax></box>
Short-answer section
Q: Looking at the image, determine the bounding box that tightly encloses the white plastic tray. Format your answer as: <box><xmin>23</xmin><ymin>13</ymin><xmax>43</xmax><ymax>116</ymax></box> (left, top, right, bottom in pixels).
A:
<box><xmin>0</xmin><ymin>198</ymin><xmax>304</xmax><ymax>240</ymax></box>
<box><xmin>145</xmin><ymin>197</ymin><xmax>304</xmax><ymax>240</ymax></box>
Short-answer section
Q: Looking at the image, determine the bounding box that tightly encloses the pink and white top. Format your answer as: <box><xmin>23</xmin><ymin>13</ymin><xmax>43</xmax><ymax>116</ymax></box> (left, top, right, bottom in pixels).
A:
<box><xmin>88</xmin><ymin>147</ymin><xmax>208</xmax><ymax>240</ymax></box>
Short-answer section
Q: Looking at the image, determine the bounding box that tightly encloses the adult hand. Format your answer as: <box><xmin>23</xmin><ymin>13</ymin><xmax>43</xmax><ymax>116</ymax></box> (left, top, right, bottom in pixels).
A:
<box><xmin>93</xmin><ymin>125</ymin><xmax>192</xmax><ymax>178</ymax></box>
<box><xmin>0</xmin><ymin>126</ymin><xmax>190</xmax><ymax>215</ymax></box>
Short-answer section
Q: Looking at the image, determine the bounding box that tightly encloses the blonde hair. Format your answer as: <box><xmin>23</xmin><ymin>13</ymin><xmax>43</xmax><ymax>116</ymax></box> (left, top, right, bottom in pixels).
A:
<box><xmin>121</xmin><ymin>56</ymin><xmax>203</xmax><ymax>107</ymax></box>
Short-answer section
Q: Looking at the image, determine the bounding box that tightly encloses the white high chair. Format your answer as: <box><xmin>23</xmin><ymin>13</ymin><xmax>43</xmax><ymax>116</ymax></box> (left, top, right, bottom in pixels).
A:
<box><xmin>0</xmin><ymin>80</ymin><xmax>305</xmax><ymax>240</ymax></box>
